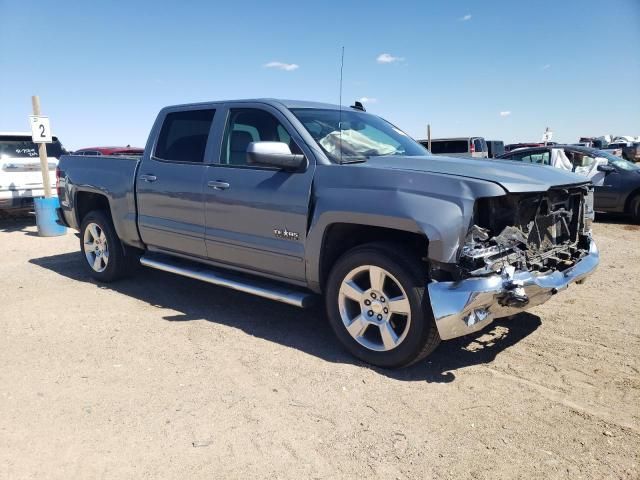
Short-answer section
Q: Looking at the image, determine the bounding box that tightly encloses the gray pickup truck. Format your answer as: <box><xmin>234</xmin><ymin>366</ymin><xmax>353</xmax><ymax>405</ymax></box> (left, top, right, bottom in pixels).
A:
<box><xmin>57</xmin><ymin>99</ymin><xmax>599</xmax><ymax>368</ymax></box>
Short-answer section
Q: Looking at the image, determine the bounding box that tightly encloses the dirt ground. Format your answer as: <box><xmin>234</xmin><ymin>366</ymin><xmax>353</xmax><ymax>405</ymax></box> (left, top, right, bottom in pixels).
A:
<box><xmin>0</xmin><ymin>214</ymin><xmax>638</xmax><ymax>480</ymax></box>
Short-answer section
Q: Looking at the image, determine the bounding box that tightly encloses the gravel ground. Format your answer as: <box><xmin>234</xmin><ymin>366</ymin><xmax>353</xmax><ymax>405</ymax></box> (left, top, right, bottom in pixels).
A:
<box><xmin>1</xmin><ymin>215</ymin><xmax>638</xmax><ymax>479</ymax></box>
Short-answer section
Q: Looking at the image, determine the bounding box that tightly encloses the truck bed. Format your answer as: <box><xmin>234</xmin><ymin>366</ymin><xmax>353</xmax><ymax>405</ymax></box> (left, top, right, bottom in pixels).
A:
<box><xmin>57</xmin><ymin>154</ymin><xmax>143</xmax><ymax>248</ymax></box>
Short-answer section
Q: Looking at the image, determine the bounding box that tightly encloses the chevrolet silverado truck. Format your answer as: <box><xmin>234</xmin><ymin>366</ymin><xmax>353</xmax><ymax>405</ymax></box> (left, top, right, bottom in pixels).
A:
<box><xmin>56</xmin><ymin>99</ymin><xmax>599</xmax><ymax>368</ymax></box>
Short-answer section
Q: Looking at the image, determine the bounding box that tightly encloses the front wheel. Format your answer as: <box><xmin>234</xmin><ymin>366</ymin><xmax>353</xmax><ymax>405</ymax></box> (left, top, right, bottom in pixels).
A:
<box><xmin>325</xmin><ymin>243</ymin><xmax>440</xmax><ymax>368</ymax></box>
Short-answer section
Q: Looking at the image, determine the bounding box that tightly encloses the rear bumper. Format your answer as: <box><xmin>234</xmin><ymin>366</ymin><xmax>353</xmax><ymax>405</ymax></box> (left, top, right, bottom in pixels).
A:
<box><xmin>428</xmin><ymin>239</ymin><xmax>599</xmax><ymax>340</ymax></box>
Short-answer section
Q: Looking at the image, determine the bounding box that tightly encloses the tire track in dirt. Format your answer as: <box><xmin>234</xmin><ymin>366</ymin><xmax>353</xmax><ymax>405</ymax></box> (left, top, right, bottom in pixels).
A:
<box><xmin>482</xmin><ymin>366</ymin><xmax>640</xmax><ymax>433</ymax></box>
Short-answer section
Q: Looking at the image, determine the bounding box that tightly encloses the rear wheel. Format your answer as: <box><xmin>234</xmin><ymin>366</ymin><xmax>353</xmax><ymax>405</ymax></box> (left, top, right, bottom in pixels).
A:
<box><xmin>80</xmin><ymin>210</ymin><xmax>133</xmax><ymax>282</ymax></box>
<box><xmin>325</xmin><ymin>243</ymin><xmax>440</xmax><ymax>368</ymax></box>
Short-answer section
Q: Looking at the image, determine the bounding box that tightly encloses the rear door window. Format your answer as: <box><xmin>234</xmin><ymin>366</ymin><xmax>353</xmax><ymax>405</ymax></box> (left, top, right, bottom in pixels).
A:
<box><xmin>473</xmin><ymin>138</ymin><xmax>484</xmax><ymax>152</ymax></box>
<box><xmin>154</xmin><ymin>109</ymin><xmax>216</xmax><ymax>163</ymax></box>
<box><xmin>429</xmin><ymin>140</ymin><xmax>468</xmax><ymax>154</ymax></box>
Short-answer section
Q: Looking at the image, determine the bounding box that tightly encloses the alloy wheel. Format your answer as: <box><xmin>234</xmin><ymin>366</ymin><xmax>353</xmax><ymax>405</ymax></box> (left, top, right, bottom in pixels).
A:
<box><xmin>338</xmin><ymin>265</ymin><xmax>411</xmax><ymax>352</ymax></box>
<box><xmin>83</xmin><ymin>222</ymin><xmax>109</xmax><ymax>273</ymax></box>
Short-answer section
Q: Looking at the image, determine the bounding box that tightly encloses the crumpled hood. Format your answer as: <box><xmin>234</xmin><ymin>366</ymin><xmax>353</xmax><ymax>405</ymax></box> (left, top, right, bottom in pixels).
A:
<box><xmin>361</xmin><ymin>155</ymin><xmax>589</xmax><ymax>193</ymax></box>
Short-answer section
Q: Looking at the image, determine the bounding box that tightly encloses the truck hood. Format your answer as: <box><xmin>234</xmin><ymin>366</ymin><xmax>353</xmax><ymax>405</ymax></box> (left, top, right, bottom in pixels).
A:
<box><xmin>361</xmin><ymin>155</ymin><xmax>589</xmax><ymax>193</ymax></box>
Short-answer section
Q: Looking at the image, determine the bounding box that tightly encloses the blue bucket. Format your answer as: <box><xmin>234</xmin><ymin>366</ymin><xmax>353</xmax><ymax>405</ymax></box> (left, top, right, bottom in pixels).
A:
<box><xmin>34</xmin><ymin>197</ymin><xmax>67</xmax><ymax>237</ymax></box>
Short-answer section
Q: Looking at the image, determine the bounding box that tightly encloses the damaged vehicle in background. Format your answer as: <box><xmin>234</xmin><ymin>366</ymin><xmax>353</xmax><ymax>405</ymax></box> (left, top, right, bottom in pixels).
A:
<box><xmin>57</xmin><ymin>99</ymin><xmax>599</xmax><ymax>368</ymax></box>
<box><xmin>498</xmin><ymin>145</ymin><xmax>640</xmax><ymax>222</ymax></box>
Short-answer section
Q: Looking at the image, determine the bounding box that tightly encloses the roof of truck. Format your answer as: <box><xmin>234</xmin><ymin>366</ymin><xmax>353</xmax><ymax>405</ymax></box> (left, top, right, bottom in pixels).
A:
<box><xmin>165</xmin><ymin>99</ymin><xmax>348</xmax><ymax>111</ymax></box>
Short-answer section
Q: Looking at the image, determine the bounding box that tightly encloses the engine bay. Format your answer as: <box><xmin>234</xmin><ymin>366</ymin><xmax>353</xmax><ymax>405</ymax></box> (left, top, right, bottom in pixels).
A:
<box><xmin>459</xmin><ymin>186</ymin><xmax>594</xmax><ymax>277</ymax></box>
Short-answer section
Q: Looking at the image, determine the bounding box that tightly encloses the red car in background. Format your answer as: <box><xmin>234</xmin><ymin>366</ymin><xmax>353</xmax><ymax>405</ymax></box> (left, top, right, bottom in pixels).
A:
<box><xmin>73</xmin><ymin>146</ymin><xmax>144</xmax><ymax>157</ymax></box>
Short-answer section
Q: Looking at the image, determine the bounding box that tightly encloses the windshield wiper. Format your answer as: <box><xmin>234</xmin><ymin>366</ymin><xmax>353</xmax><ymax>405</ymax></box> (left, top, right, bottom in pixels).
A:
<box><xmin>339</xmin><ymin>157</ymin><xmax>367</xmax><ymax>164</ymax></box>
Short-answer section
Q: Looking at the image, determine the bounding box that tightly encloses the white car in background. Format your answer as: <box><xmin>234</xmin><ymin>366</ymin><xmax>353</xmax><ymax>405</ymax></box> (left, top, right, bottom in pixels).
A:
<box><xmin>0</xmin><ymin>132</ymin><xmax>66</xmax><ymax>212</ymax></box>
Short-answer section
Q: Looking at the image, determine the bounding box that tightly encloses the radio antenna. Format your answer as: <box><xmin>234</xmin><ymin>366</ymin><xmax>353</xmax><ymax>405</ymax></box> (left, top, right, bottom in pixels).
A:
<box><xmin>339</xmin><ymin>46</ymin><xmax>344</xmax><ymax>164</ymax></box>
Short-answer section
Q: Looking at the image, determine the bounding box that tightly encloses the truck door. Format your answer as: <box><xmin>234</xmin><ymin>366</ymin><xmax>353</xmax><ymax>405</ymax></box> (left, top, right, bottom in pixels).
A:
<box><xmin>594</xmin><ymin>167</ymin><xmax>623</xmax><ymax>211</ymax></box>
<box><xmin>203</xmin><ymin>104</ymin><xmax>315</xmax><ymax>283</ymax></box>
<box><xmin>136</xmin><ymin>107</ymin><xmax>218</xmax><ymax>258</ymax></box>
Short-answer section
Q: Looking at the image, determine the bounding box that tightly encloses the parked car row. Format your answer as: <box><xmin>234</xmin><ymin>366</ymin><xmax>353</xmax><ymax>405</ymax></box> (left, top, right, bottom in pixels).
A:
<box><xmin>417</xmin><ymin>137</ymin><xmax>505</xmax><ymax>158</ymax></box>
<box><xmin>1</xmin><ymin>120</ymin><xmax>637</xmax><ymax>226</ymax></box>
<box><xmin>576</xmin><ymin>136</ymin><xmax>640</xmax><ymax>162</ymax></box>
<box><xmin>607</xmin><ymin>141</ymin><xmax>640</xmax><ymax>162</ymax></box>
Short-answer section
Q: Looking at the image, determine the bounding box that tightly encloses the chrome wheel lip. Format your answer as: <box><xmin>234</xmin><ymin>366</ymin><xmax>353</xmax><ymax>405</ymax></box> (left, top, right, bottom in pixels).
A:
<box><xmin>83</xmin><ymin>222</ymin><xmax>109</xmax><ymax>273</ymax></box>
<box><xmin>338</xmin><ymin>264</ymin><xmax>411</xmax><ymax>352</ymax></box>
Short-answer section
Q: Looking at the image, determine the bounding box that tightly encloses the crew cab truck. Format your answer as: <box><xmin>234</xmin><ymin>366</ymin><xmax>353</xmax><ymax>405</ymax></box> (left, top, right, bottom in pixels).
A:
<box><xmin>57</xmin><ymin>99</ymin><xmax>599</xmax><ymax>368</ymax></box>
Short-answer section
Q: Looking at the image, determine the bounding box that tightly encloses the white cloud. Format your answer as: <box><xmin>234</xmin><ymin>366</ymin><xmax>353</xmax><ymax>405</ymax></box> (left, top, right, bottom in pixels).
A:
<box><xmin>542</xmin><ymin>64</ymin><xmax>551</xmax><ymax>70</ymax></box>
<box><xmin>376</xmin><ymin>53</ymin><xmax>404</xmax><ymax>64</ymax></box>
<box><xmin>264</xmin><ymin>61</ymin><xmax>299</xmax><ymax>71</ymax></box>
<box><xmin>499</xmin><ymin>111</ymin><xmax>512</xmax><ymax>117</ymax></box>
<box><xmin>460</xmin><ymin>14</ymin><xmax>472</xmax><ymax>21</ymax></box>
<box><xmin>359</xmin><ymin>97</ymin><xmax>378</xmax><ymax>104</ymax></box>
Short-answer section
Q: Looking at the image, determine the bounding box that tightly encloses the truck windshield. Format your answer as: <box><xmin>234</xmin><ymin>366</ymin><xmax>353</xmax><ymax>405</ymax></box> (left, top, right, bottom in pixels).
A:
<box><xmin>291</xmin><ymin>108</ymin><xmax>427</xmax><ymax>163</ymax></box>
<box><xmin>0</xmin><ymin>136</ymin><xmax>67</xmax><ymax>159</ymax></box>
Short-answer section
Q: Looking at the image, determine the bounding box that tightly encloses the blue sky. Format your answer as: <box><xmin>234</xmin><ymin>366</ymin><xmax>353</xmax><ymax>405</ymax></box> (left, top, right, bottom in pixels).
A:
<box><xmin>1</xmin><ymin>0</ymin><xmax>639</xmax><ymax>149</ymax></box>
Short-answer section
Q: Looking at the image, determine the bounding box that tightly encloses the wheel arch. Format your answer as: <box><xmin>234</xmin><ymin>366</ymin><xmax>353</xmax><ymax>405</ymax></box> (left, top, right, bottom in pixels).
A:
<box><xmin>74</xmin><ymin>190</ymin><xmax>112</xmax><ymax>227</ymax></box>
<box><xmin>311</xmin><ymin>221</ymin><xmax>430</xmax><ymax>294</ymax></box>
<box><xmin>623</xmin><ymin>187</ymin><xmax>640</xmax><ymax>214</ymax></box>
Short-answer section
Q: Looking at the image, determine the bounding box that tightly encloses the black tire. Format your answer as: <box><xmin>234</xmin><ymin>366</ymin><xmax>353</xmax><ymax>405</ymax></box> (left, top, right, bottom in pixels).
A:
<box><xmin>325</xmin><ymin>242</ymin><xmax>440</xmax><ymax>368</ymax></box>
<box><xmin>630</xmin><ymin>194</ymin><xmax>640</xmax><ymax>224</ymax></box>
<box><xmin>79</xmin><ymin>210</ymin><xmax>134</xmax><ymax>282</ymax></box>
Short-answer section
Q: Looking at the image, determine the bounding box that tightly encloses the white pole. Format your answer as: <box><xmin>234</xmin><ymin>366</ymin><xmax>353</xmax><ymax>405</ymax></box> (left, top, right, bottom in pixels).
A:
<box><xmin>31</xmin><ymin>95</ymin><xmax>52</xmax><ymax>198</ymax></box>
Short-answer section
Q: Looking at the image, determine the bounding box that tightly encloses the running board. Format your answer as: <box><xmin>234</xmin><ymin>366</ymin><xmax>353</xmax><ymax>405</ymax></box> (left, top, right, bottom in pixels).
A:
<box><xmin>139</xmin><ymin>255</ymin><xmax>315</xmax><ymax>308</ymax></box>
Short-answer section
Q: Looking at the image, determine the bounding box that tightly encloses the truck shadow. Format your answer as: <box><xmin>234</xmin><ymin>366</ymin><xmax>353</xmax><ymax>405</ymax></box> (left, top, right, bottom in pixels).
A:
<box><xmin>0</xmin><ymin>214</ymin><xmax>35</xmax><ymax>233</ymax></box>
<box><xmin>595</xmin><ymin>213</ymin><xmax>636</xmax><ymax>226</ymax></box>
<box><xmin>30</xmin><ymin>252</ymin><xmax>541</xmax><ymax>383</ymax></box>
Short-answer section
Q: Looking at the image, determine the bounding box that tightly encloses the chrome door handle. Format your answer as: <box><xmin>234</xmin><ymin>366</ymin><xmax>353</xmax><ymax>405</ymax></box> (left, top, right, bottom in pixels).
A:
<box><xmin>140</xmin><ymin>174</ymin><xmax>157</xmax><ymax>183</ymax></box>
<box><xmin>208</xmin><ymin>180</ymin><xmax>230</xmax><ymax>190</ymax></box>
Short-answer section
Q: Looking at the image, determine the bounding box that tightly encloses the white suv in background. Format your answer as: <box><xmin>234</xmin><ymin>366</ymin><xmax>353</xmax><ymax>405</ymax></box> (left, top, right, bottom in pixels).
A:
<box><xmin>0</xmin><ymin>132</ymin><xmax>66</xmax><ymax>212</ymax></box>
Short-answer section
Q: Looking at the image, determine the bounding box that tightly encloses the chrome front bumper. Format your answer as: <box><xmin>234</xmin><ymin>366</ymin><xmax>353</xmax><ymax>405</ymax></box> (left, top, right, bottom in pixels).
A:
<box><xmin>428</xmin><ymin>239</ymin><xmax>599</xmax><ymax>340</ymax></box>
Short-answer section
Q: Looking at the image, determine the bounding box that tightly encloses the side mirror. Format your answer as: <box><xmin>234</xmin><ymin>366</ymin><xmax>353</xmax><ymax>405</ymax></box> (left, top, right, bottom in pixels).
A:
<box><xmin>246</xmin><ymin>142</ymin><xmax>307</xmax><ymax>171</ymax></box>
<box><xmin>597</xmin><ymin>164</ymin><xmax>615</xmax><ymax>173</ymax></box>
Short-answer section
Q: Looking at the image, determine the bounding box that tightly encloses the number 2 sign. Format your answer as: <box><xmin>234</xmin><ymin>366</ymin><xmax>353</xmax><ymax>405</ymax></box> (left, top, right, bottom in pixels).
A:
<box><xmin>29</xmin><ymin>115</ymin><xmax>52</xmax><ymax>143</ymax></box>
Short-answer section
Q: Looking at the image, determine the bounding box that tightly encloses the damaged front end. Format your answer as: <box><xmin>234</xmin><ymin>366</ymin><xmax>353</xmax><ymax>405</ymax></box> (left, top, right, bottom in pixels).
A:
<box><xmin>428</xmin><ymin>186</ymin><xmax>599</xmax><ymax>340</ymax></box>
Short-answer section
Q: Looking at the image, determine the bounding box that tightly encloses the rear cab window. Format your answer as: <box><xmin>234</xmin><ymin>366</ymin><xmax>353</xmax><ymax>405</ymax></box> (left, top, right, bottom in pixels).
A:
<box><xmin>473</xmin><ymin>138</ymin><xmax>484</xmax><ymax>152</ymax></box>
<box><xmin>429</xmin><ymin>140</ymin><xmax>469</xmax><ymax>154</ymax></box>
<box><xmin>154</xmin><ymin>109</ymin><xmax>216</xmax><ymax>163</ymax></box>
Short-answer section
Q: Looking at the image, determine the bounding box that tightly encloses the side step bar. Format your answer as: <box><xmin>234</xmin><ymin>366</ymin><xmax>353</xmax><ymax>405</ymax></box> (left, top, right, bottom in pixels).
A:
<box><xmin>139</xmin><ymin>255</ymin><xmax>315</xmax><ymax>308</ymax></box>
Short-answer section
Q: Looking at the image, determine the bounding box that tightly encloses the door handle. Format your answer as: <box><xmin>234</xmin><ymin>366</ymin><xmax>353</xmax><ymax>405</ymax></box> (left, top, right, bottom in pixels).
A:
<box><xmin>208</xmin><ymin>180</ymin><xmax>230</xmax><ymax>190</ymax></box>
<box><xmin>140</xmin><ymin>174</ymin><xmax>157</xmax><ymax>183</ymax></box>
